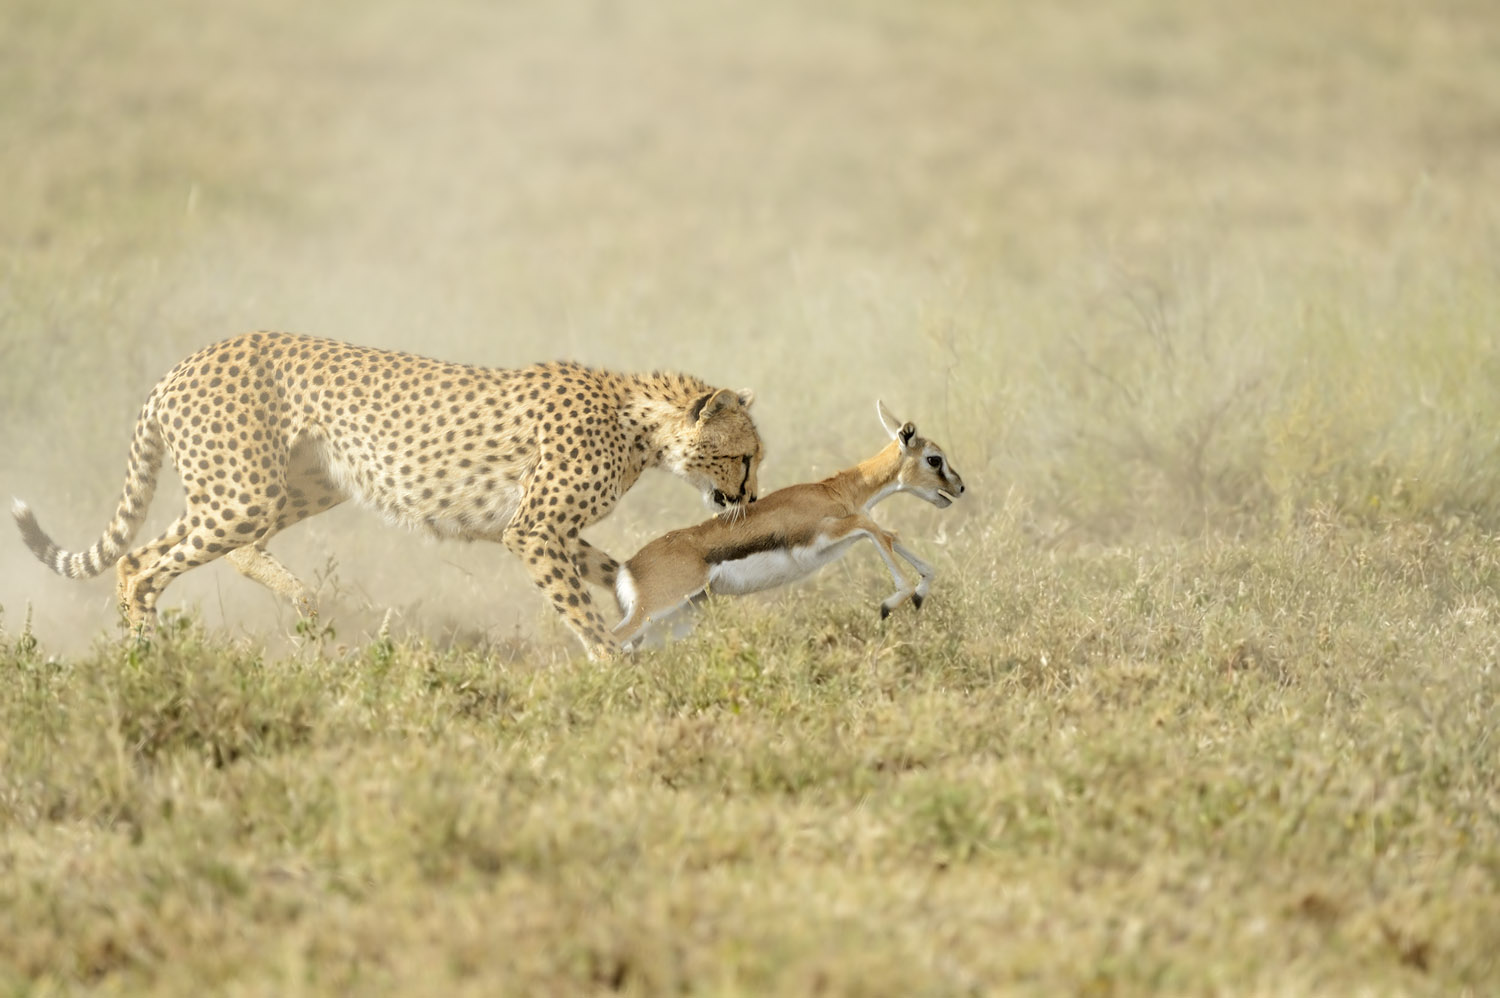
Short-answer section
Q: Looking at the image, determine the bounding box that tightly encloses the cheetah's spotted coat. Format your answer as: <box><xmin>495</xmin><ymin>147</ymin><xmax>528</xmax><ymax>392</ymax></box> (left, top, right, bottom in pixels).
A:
<box><xmin>13</xmin><ymin>331</ymin><xmax>762</xmax><ymax>658</ymax></box>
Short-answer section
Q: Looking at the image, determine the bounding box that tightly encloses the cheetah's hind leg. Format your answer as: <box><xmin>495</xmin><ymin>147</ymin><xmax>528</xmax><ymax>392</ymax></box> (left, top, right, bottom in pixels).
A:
<box><xmin>227</xmin><ymin>544</ymin><xmax>317</xmax><ymax>617</ymax></box>
<box><xmin>223</xmin><ymin>437</ymin><xmax>349</xmax><ymax>617</ymax></box>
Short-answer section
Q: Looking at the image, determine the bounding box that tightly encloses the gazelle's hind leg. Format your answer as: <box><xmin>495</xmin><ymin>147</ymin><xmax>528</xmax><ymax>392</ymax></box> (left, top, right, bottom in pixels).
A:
<box><xmin>612</xmin><ymin>593</ymin><xmax>705</xmax><ymax>652</ymax></box>
<box><xmin>612</xmin><ymin>554</ymin><xmax>712</xmax><ymax>652</ymax></box>
<box><xmin>612</xmin><ymin>612</ymin><xmax>650</xmax><ymax>652</ymax></box>
<box><xmin>611</xmin><ymin>567</ymin><xmax>656</xmax><ymax>651</ymax></box>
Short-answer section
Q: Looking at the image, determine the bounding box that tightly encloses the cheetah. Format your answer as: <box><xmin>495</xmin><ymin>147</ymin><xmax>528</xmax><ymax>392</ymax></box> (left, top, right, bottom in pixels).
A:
<box><xmin>12</xmin><ymin>331</ymin><xmax>762</xmax><ymax>659</ymax></box>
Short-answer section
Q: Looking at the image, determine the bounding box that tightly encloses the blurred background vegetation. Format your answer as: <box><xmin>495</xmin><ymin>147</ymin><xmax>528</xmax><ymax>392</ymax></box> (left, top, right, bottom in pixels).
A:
<box><xmin>3</xmin><ymin>4</ymin><xmax>1499</xmax><ymax>991</ymax></box>
<box><xmin>3</xmin><ymin>0</ymin><xmax>1498</xmax><ymax>647</ymax></box>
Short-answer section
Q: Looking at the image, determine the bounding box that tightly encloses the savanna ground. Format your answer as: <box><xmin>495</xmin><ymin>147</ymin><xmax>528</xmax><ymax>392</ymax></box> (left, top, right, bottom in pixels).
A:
<box><xmin>2</xmin><ymin>0</ymin><xmax>1498</xmax><ymax>992</ymax></box>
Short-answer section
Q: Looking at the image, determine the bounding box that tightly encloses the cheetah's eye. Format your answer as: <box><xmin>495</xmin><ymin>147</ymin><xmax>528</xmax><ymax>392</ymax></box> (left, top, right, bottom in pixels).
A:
<box><xmin>926</xmin><ymin>455</ymin><xmax>942</xmax><ymax>469</ymax></box>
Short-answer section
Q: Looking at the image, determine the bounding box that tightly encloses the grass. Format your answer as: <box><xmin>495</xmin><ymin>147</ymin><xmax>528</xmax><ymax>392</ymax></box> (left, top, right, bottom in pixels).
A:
<box><xmin>4</xmin><ymin>0</ymin><xmax>1500</xmax><ymax>992</ymax></box>
<box><xmin>3</xmin><ymin>519</ymin><xmax>1497</xmax><ymax>992</ymax></box>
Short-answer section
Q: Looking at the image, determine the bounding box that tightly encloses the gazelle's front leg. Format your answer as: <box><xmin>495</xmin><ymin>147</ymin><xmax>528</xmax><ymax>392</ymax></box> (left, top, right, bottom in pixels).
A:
<box><xmin>837</xmin><ymin>515</ymin><xmax>917</xmax><ymax>618</ymax></box>
<box><xmin>873</xmin><ymin>538</ymin><xmax>917</xmax><ymax>618</ymax></box>
<box><xmin>892</xmin><ymin>540</ymin><xmax>936</xmax><ymax>610</ymax></box>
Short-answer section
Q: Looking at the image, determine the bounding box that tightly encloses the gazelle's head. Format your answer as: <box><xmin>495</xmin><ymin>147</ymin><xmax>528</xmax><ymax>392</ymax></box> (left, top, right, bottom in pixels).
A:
<box><xmin>876</xmin><ymin>400</ymin><xmax>966</xmax><ymax>508</ymax></box>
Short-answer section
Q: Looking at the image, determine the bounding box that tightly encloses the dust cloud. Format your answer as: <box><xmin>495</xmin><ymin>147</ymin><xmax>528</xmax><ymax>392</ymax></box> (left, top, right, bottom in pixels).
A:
<box><xmin>3</xmin><ymin>1</ymin><xmax>993</xmax><ymax>652</ymax></box>
<box><xmin>4</xmin><ymin>0</ymin><xmax>1495</xmax><ymax>652</ymax></box>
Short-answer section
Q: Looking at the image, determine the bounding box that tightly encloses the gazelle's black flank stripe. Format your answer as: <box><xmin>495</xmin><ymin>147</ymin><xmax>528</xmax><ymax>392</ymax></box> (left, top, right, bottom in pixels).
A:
<box><xmin>704</xmin><ymin>530</ymin><xmax>808</xmax><ymax>566</ymax></box>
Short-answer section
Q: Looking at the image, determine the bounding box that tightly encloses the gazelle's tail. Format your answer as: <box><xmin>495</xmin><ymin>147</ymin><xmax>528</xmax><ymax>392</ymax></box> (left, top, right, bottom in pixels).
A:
<box><xmin>614</xmin><ymin>565</ymin><xmax>638</xmax><ymax>620</ymax></box>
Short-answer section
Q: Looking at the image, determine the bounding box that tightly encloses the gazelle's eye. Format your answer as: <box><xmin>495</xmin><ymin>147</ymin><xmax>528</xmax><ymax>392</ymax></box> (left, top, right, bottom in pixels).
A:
<box><xmin>926</xmin><ymin>455</ymin><xmax>942</xmax><ymax>469</ymax></box>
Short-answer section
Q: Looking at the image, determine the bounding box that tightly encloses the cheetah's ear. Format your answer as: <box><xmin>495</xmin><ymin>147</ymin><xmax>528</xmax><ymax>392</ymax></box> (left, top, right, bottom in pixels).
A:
<box><xmin>736</xmin><ymin>388</ymin><xmax>755</xmax><ymax>410</ymax></box>
<box><xmin>694</xmin><ymin>388</ymin><xmax>745</xmax><ymax>425</ymax></box>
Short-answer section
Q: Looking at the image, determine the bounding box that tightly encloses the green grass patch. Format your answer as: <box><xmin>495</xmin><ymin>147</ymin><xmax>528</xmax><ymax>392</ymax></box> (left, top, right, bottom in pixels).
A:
<box><xmin>3</xmin><ymin>523</ymin><xmax>1497</xmax><ymax>993</ymax></box>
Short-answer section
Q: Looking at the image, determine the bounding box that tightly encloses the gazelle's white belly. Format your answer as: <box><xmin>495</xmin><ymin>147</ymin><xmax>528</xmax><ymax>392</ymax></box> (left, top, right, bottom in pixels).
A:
<box><xmin>707</xmin><ymin>536</ymin><xmax>859</xmax><ymax>596</ymax></box>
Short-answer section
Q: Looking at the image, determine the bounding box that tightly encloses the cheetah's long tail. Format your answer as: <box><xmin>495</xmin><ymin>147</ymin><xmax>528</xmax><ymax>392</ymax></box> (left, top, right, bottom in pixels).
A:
<box><xmin>13</xmin><ymin>401</ymin><xmax>166</xmax><ymax>579</ymax></box>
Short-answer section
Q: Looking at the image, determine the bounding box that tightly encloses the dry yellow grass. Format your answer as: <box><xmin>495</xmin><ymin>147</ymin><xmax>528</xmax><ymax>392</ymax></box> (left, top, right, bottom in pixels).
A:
<box><xmin>2</xmin><ymin>0</ymin><xmax>1499</xmax><ymax>992</ymax></box>
<box><xmin>3</xmin><ymin>519</ymin><xmax>1498</xmax><ymax>992</ymax></box>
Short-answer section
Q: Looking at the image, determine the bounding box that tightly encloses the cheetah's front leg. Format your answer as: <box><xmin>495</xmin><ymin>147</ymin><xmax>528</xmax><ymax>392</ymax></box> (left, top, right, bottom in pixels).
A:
<box><xmin>572</xmin><ymin>538</ymin><xmax>620</xmax><ymax>590</ymax></box>
<box><xmin>502</xmin><ymin>518</ymin><xmax>620</xmax><ymax>660</ymax></box>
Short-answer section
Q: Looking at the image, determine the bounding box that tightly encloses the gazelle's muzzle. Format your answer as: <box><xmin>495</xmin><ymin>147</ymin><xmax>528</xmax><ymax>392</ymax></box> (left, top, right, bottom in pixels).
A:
<box><xmin>935</xmin><ymin>470</ymin><xmax>966</xmax><ymax>507</ymax></box>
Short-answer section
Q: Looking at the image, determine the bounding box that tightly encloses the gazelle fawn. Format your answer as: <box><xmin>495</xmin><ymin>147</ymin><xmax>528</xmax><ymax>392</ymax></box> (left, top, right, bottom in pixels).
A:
<box><xmin>614</xmin><ymin>401</ymin><xmax>965</xmax><ymax>649</ymax></box>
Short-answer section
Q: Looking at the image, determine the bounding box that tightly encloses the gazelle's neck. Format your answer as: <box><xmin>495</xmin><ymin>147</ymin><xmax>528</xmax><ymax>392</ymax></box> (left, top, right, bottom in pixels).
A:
<box><xmin>827</xmin><ymin>442</ymin><xmax>904</xmax><ymax>513</ymax></box>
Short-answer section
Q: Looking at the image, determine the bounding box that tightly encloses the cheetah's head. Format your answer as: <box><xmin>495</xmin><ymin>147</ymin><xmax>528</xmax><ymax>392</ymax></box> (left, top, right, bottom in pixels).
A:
<box><xmin>665</xmin><ymin>387</ymin><xmax>762</xmax><ymax>511</ymax></box>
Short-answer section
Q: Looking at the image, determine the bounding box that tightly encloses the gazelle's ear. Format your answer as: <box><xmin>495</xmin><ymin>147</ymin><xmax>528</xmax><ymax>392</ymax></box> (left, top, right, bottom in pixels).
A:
<box><xmin>899</xmin><ymin>422</ymin><xmax>918</xmax><ymax>449</ymax></box>
<box><xmin>876</xmin><ymin>400</ymin><xmax>903</xmax><ymax>439</ymax></box>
